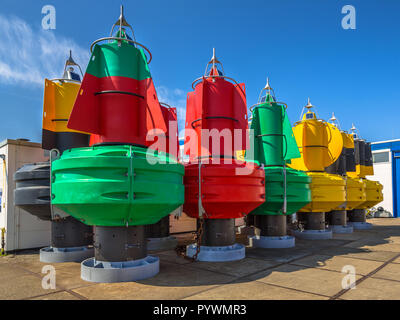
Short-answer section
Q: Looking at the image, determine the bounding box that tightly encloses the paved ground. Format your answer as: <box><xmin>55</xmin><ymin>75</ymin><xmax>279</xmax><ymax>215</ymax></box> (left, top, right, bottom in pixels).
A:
<box><xmin>1</xmin><ymin>218</ymin><xmax>400</xmax><ymax>300</ymax></box>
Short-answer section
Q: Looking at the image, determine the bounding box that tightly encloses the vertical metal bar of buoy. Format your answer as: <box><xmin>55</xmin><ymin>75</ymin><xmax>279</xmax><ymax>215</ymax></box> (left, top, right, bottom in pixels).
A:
<box><xmin>283</xmin><ymin>165</ymin><xmax>287</xmax><ymax>214</ymax></box>
<box><xmin>198</xmin><ymin>160</ymin><xmax>205</xmax><ymax>218</ymax></box>
<box><xmin>49</xmin><ymin>149</ymin><xmax>60</xmax><ymax>220</ymax></box>
<box><xmin>128</xmin><ymin>145</ymin><xmax>133</xmax><ymax>227</ymax></box>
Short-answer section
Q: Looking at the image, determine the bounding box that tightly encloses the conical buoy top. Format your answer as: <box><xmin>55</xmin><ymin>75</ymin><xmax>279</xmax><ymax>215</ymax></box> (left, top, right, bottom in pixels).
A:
<box><xmin>65</xmin><ymin>50</ymin><xmax>78</xmax><ymax>67</ymax></box>
<box><xmin>204</xmin><ymin>48</ymin><xmax>225</xmax><ymax>76</ymax></box>
<box><xmin>305</xmin><ymin>97</ymin><xmax>313</xmax><ymax>110</ymax></box>
<box><xmin>108</xmin><ymin>5</ymin><xmax>136</xmax><ymax>41</ymax></box>
<box><xmin>62</xmin><ymin>50</ymin><xmax>83</xmax><ymax>80</ymax></box>
<box><xmin>209</xmin><ymin>48</ymin><xmax>220</xmax><ymax>65</ymax></box>
<box><xmin>256</xmin><ymin>77</ymin><xmax>276</xmax><ymax>103</ymax></box>
<box><xmin>264</xmin><ymin>77</ymin><xmax>272</xmax><ymax>91</ymax></box>
<box><xmin>114</xmin><ymin>5</ymin><xmax>131</xmax><ymax>29</ymax></box>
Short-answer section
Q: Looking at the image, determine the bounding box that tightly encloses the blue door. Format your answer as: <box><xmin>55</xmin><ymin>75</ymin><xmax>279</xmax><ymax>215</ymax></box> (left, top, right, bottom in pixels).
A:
<box><xmin>393</xmin><ymin>151</ymin><xmax>400</xmax><ymax>217</ymax></box>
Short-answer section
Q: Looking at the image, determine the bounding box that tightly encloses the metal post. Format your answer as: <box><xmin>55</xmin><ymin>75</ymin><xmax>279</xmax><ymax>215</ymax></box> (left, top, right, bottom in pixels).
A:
<box><xmin>254</xmin><ymin>215</ymin><xmax>286</xmax><ymax>237</ymax></box>
<box><xmin>94</xmin><ymin>226</ymin><xmax>147</xmax><ymax>262</ymax></box>
<box><xmin>51</xmin><ymin>217</ymin><xmax>93</xmax><ymax>248</ymax></box>
<box><xmin>199</xmin><ymin>218</ymin><xmax>235</xmax><ymax>247</ymax></box>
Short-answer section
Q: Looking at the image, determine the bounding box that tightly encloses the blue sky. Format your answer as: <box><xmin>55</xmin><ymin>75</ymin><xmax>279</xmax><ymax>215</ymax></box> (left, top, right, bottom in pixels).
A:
<box><xmin>0</xmin><ymin>0</ymin><xmax>399</xmax><ymax>143</ymax></box>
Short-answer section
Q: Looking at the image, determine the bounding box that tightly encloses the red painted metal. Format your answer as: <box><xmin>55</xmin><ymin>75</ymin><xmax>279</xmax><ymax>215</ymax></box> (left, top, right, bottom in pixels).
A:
<box><xmin>160</xmin><ymin>104</ymin><xmax>179</xmax><ymax>158</ymax></box>
<box><xmin>183</xmin><ymin>63</ymin><xmax>264</xmax><ymax>220</ymax></box>
<box><xmin>184</xmin><ymin>73</ymin><xmax>248</xmax><ymax>160</ymax></box>
<box><xmin>68</xmin><ymin>75</ymin><xmax>167</xmax><ymax>146</ymax></box>
<box><xmin>184</xmin><ymin>160</ymin><xmax>265</xmax><ymax>219</ymax></box>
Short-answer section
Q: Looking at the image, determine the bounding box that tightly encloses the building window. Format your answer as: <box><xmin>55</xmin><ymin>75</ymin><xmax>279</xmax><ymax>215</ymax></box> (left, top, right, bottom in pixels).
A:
<box><xmin>373</xmin><ymin>151</ymin><xmax>389</xmax><ymax>163</ymax></box>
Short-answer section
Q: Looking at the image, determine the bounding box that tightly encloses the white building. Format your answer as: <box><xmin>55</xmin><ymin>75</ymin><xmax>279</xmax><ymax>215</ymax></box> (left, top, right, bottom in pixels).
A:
<box><xmin>371</xmin><ymin>139</ymin><xmax>400</xmax><ymax>217</ymax></box>
<box><xmin>0</xmin><ymin>139</ymin><xmax>51</xmax><ymax>252</ymax></box>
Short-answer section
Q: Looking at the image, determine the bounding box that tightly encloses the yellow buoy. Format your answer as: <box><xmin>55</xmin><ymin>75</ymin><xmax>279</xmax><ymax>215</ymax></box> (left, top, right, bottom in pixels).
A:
<box><xmin>43</xmin><ymin>80</ymin><xmax>82</xmax><ymax>134</ymax></box>
<box><xmin>289</xmin><ymin>100</ymin><xmax>346</xmax><ymax>214</ymax></box>
<box><xmin>42</xmin><ymin>51</ymin><xmax>89</xmax><ymax>152</ymax></box>
<box><xmin>348</xmin><ymin>124</ymin><xmax>384</xmax><ymax>210</ymax></box>
<box><xmin>345</xmin><ymin>177</ymin><xmax>367</xmax><ymax>210</ymax></box>
<box><xmin>290</xmin><ymin>100</ymin><xmax>346</xmax><ymax>239</ymax></box>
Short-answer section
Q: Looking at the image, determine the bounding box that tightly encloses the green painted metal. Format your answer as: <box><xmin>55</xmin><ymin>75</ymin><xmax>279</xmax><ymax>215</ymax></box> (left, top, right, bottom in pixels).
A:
<box><xmin>249</xmin><ymin>95</ymin><xmax>300</xmax><ymax>166</ymax></box>
<box><xmin>51</xmin><ymin>145</ymin><xmax>184</xmax><ymax>226</ymax></box>
<box><xmin>87</xmin><ymin>41</ymin><xmax>151</xmax><ymax>80</ymax></box>
<box><xmin>252</xmin><ymin>165</ymin><xmax>312</xmax><ymax>216</ymax></box>
<box><xmin>247</xmin><ymin>93</ymin><xmax>311</xmax><ymax>216</ymax></box>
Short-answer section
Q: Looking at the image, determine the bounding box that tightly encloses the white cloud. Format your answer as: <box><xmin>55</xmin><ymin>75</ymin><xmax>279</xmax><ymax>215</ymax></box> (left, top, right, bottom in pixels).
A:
<box><xmin>0</xmin><ymin>15</ymin><xmax>189</xmax><ymax>136</ymax></box>
<box><xmin>156</xmin><ymin>85</ymin><xmax>187</xmax><ymax>123</ymax></box>
<box><xmin>0</xmin><ymin>14</ymin><xmax>89</xmax><ymax>86</ymax></box>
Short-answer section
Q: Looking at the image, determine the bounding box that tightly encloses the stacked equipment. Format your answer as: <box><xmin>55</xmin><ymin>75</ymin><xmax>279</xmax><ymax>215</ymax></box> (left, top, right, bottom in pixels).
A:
<box><xmin>347</xmin><ymin>124</ymin><xmax>384</xmax><ymax>229</ymax></box>
<box><xmin>145</xmin><ymin>102</ymin><xmax>180</xmax><ymax>251</ymax></box>
<box><xmin>14</xmin><ymin>52</ymin><xmax>93</xmax><ymax>262</ymax></box>
<box><xmin>325</xmin><ymin>114</ymin><xmax>366</xmax><ymax>233</ymax></box>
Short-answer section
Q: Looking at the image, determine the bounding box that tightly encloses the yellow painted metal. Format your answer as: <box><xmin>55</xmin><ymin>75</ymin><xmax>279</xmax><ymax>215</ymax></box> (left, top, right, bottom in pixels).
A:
<box><xmin>299</xmin><ymin>172</ymin><xmax>346</xmax><ymax>212</ymax></box>
<box><xmin>348</xmin><ymin>164</ymin><xmax>368</xmax><ymax>179</ymax></box>
<box><xmin>356</xmin><ymin>179</ymin><xmax>383</xmax><ymax>209</ymax></box>
<box><xmin>288</xmin><ymin>112</ymin><xmax>343</xmax><ymax>172</ymax></box>
<box><xmin>344</xmin><ymin>139</ymin><xmax>383</xmax><ymax>210</ymax></box>
<box><xmin>236</xmin><ymin>150</ymin><xmax>246</xmax><ymax>161</ymax></box>
<box><xmin>342</xmin><ymin>132</ymin><xmax>354</xmax><ymax>149</ymax></box>
<box><xmin>344</xmin><ymin>177</ymin><xmax>367</xmax><ymax>210</ymax></box>
<box><xmin>289</xmin><ymin>110</ymin><xmax>346</xmax><ymax>213</ymax></box>
<box><xmin>42</xmin><ymin>79</ymin><xmax>86</xmax><ymax>134</ymax></box>
<box><xmin>364</xmin><ymin>164</ymin><xmax>374</xmax><ymax>176</ymax></box>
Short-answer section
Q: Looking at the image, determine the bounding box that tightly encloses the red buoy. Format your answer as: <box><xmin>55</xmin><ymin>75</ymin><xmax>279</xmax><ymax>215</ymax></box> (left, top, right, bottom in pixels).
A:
<box><xmin>184</xmin><ymin>161</ymin><xmax>265</xmax><ymax>219</ymax></box>
<box><xmin>183</xmin><ymin>49</ymin><xmax>265</xmax><ymax>262</ymax></box>
<box><xmin>67</xmin><ymin>37</ymin><xmax>167</xmax><ymax>147</ymax></box>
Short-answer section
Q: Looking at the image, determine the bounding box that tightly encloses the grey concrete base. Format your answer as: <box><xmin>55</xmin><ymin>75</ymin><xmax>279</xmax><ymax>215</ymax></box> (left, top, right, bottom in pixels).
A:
<box><xmin>81</xmin><ymin>256</ymin><xmax>159</xmax><ymax>283</ymax></box>
<box><xmin>186</xmin><ymin>243</ymin><xmax>245</xmax><ymax>262</ymax></box>
<box><xmin>147</xmin><ymin>236</ymin><xmax>178</xmax><ymax>251</ymax></box>
<box><xmin>248</xmin><ymin>235</ymin><xmax>295</xmax><ymax>249</ymax></box>
<box><xmin>328</xmin><ymin>225</ymin><xmax>354</xmax><ymax>234</ymax></box>
<box><xmin>237</xmin><ymin>225</ymin><xmax>255</xmax><ymax>236</ymax></box>
<box><xmin>348</xmin><ymin>221</ymin><xmax>373</xmax><ymax>230</ymax></box>
<box><xmin>294</xmin><ymin>229</ymin><xmax>333</xmax><ymax>240</ymax></box>
<box><xmin>40</xmin><ymin>246</ymin><xmax>94</xmax><ymax>263</ymax></box>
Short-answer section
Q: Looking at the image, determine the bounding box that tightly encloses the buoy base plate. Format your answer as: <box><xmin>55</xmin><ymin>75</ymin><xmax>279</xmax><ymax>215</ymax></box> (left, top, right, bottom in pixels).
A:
<box><xmin>248</xmin><ymin>235</ymin><xmax>295</xmax><ymax>248</ymax></box>
<box><xmin>186</xmin><ymin>244</ymin><xmax>245</xmax><ymax>262</ymax></box>
<box><xmin>40</xmin><ymin>246</ymin><xmax>94</xmax><ymax>263</ymax></box>
<box><xmin>81</xmin><ymin>256</ymin><xmax>159</xmax><ymax>283</ymax></box>
<box><xmin>294</xmin><ymin>229</ymin><xmax>333</xmax><ymax>240</ymax></box>
<box><xmin>347</xmin><ymin>222</ymin><xmax>373</xmax><ymax>230</ymax></box>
